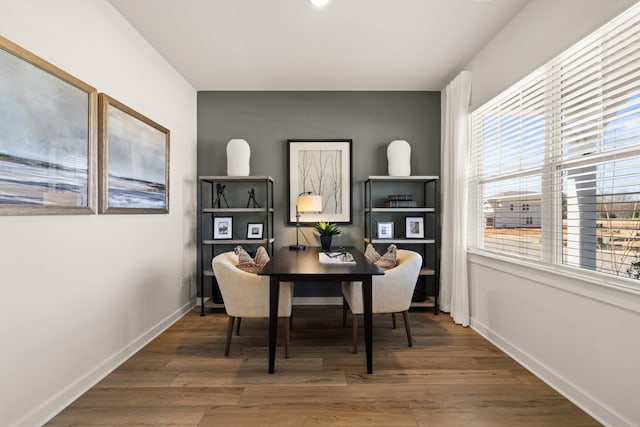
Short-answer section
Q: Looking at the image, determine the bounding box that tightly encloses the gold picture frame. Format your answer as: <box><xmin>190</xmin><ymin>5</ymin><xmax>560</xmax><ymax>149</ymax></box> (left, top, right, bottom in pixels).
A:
<box><xmin>0</xmin><ymin>36</ymin><xmax>97</xmax><ymax>215</ymax></box>
<box><xmin>98</xmin><ymin>94</ymin><xmax>170</xmax><ymax>214</ymax></box>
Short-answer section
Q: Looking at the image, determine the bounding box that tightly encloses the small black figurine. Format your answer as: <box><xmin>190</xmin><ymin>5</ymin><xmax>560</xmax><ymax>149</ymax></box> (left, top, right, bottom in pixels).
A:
<box><xmin>246</xmin><ymin>187</ymin><xmax>260</xmax><ymax>208</ymax></box>
<box><xmin>213</xmin><ymin>184</ymin><xmax>229</xmax><ymax>208</ymax></box>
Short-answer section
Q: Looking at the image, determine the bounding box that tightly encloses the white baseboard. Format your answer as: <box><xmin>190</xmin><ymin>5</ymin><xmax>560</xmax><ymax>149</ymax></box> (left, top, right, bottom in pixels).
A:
<box><xmin>470</xmin><ymin>317</ymin><xmax>634</xmax><ymax>427</ymax></box>
<box><xmin>195</xmin><ymin>297</ymin><xmax>343</xmax><ymax>306</ymax></box>
<box><xmin>293</xmin><ymin>297</ymin><xmax>342</xmax><ymax>306</ymax></box>
<box><xmin>23</xmin><ymin>300</ymin><xmax>195</xmax><ymax>427</ymax></box>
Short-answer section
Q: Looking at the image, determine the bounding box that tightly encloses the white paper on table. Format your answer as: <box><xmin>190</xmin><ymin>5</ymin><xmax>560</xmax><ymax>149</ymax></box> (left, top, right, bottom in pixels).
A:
<box><xmin>318</xmin><ymin>252</ymin><xmax>356</xmax><ymax>265</ymax></box>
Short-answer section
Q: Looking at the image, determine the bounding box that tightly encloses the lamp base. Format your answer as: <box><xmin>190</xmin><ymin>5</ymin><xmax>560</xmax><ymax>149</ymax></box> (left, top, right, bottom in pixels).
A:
<box><xmin>289</xmin><ymin>244</ymin><xmax>306</xmax><ymax>251</ymax></box>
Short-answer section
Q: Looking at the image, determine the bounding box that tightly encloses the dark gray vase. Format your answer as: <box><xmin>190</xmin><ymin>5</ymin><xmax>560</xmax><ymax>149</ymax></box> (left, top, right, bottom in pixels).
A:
<box><xmin>320</xmin><ymin>235</ymin><xmax>332</xmax><ymax>251</ymax></box>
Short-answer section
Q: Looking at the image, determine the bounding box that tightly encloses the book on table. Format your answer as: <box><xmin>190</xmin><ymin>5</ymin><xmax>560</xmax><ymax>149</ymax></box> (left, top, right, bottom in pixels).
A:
<box><xmin>318</xmin><ymin>251</ymin><xmax>356</xmax><ymax>265</ymax></box>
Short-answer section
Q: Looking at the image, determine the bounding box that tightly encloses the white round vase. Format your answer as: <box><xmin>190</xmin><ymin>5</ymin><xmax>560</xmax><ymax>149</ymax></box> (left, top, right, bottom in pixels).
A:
<box><xmin>387</xmin><ymin>140</ymin><xmax>411</xmax><ymax>176</ymax></box>
<box><xmin>226</xmin><ymin>139</ymin><xmax>250</xmax><ymax>176</ymax></box>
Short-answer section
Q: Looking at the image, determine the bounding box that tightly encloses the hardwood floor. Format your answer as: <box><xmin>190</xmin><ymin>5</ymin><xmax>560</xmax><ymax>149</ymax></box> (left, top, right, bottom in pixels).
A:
<box><xmin>48</xmin><ymin>306</ymin><xmax>599</xmax><ymax>426</ymax></box>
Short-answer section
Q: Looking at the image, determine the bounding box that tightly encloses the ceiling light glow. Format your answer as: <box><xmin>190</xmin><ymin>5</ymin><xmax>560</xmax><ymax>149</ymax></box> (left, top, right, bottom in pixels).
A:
<box><xmin>310</xmin><ymin>0</ymin><xmax>330</xmax><ymax>8</ymax></box>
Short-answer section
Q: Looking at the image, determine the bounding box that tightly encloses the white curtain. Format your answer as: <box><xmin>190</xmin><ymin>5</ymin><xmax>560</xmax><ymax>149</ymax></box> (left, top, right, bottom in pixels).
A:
<box><xmin>440</xmin><ymin>70</ymin><xmax>471</xmax><ymax>326</ymax></box>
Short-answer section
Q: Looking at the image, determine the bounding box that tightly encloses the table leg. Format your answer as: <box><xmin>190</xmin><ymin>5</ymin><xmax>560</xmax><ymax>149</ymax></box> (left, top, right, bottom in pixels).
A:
<box><xmin>268</xmin><ymin>275</ymin><xmax>280</xmax><ymax>374</ymax></box>
<box><xmin>362</xmin><ymin>276</ymin><xmax>373</xmax><ymax>374</ymax></box>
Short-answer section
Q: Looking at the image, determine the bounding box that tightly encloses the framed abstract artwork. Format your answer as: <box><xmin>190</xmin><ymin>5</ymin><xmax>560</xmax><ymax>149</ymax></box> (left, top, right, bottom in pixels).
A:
<box><xmin>98</xmin><ymin>94</ymin><xmax>170</xmax><ymax>214</ymax></box>
<box><xmin>287</xmin><ymin>139</ymin><xmax>352</xmax><ymax>224</ymax></box>
<box><xmin>0</xmin><ymin>36</ymin><xmax>97</xmax><ymax>215</ymax></box>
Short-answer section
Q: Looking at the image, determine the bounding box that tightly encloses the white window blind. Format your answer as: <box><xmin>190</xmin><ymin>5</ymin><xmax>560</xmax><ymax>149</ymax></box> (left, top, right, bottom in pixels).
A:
<box><xmin>472</xmin><ymin>68</ymin><xmax>550</xmax><ymax>259</ymax></box>
<box><xmin>471</xmin><ymin>2</ymin><xmax>640</xmax><ymax>282</ymax></box>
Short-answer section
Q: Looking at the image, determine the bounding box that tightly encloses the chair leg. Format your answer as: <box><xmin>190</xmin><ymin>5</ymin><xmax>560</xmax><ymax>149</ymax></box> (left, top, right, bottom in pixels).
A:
<box><xmin>342</xmin><ymin>297</ymin><xmax>348</xmax><ymax>327</ymax></box>
<box><xmin>283</xmin><ymin>317</ymin><xmax>290</xmax><ymax>359</ymax></box>
<box><xmin>352</xmin><ymin>314</ymin><xmax>358</xmax><ymax>354</ymax></box>
<box><xmin>235</xmin><ymin>317</ymin><xmax>242</xmax><ymax>335</ymax></box>
<box><xmin>402</xmin><ymin>310</ymin><xmax>413</xmax><ymax>348</ymax></box>
<box><xmin>225</xmin><ymin>316</ymin><xmax>235</xmax><ymax>357</ymax></box>
<box><xmin>391</xmin><ymin>313</ymin><xmax>397</xmax><ymax>329</ymax></box>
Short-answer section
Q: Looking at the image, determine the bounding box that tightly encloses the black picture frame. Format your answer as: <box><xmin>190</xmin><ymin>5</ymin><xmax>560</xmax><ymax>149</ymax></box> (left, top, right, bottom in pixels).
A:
<box><xmin>405</xmin><ymin>216</ymin><xmax>424</xmax><ymax>238</ymax></box>
<box><xmin>246</xmin><ymin>223</ymin><xmax>264</xmax><ymax>239</ymax></box>
<box><xmin>287</xmin><ymin>139</ymin><xmax>352</xmax><ymax>224</ymax></box>
<box><xmin>213</xmin><ymin>217</ymin><xmax>233</xmax><ymax>239</ymax></box>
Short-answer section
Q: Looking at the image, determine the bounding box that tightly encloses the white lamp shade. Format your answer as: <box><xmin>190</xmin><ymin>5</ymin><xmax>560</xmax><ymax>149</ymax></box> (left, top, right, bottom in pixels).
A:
<box><xmin>297</xmin><ymin>194</ymin><xmax>322</xmax><ymax>213</ymax></box>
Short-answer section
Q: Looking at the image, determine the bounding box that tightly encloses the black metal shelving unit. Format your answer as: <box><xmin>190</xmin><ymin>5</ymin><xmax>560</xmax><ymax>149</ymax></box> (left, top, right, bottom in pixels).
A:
<box><xmin>198</xmin><ymin>176</ymin><xmax>274</xmax><ymax>315</ymax></box>
<box><xmin>364</xmin><ymin>176</ymin><xmax>440</xmax><ymax>313</ymax></box>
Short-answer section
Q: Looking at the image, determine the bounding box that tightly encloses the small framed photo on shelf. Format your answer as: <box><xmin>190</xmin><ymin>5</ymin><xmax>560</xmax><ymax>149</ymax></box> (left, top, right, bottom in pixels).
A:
<box><xmin>213</xmin><ymin>217</ymin><xmax>233</xmax><ymax>239</ymax></box>
<box><xmin>377</xmin><ymin>222</ymin><xmax>394</xmax><ymax>239</ymax></box>
<box><xmin>246</xmin><ymin>223</ymin><xmax>264</xmax><ymax>239</ymax></box>
<box><xmin>405</xmin><ymin>216</ymin><xmax>424</xmax><ymax>238</ymax></box>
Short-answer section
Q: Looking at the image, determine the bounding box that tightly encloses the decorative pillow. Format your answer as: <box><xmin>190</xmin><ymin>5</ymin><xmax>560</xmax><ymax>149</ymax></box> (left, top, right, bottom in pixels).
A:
<box><xmin>364</xmin><ymin>243</ymin><xmax>398</xmax><ymax>270</ymax></box>
<box><xmin>376</xmin><ymin>244</ymin><xmax>398</xmax><ymax>270</ymax></box>
<box><xmin>364</xmin><ymin>243</ymin><xmax>381</xmax><ymax>264</ymax></box>
<box><xmin>254</xmin><ymin>245</ymin><xmax>270</xmax><ymax>267</ymax></box>
<box><xmin>234</xmin><ymin>245</ymin><xmax>270</xmax><ymax>274</ymax></box>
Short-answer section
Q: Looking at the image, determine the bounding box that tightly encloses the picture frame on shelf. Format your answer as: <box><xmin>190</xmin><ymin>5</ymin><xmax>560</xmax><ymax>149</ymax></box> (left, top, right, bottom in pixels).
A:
<box><xmin>405</xmin><ymin>216</ymin><xmax>424</xmax><ymax>238</ymax></box>
<box><xmin>377</xmin><ymin>221</ymin><xmax>394</xmax><ymax>239</ymax></box>
<box><xmin>246</xmin><ymin>223</ymin><xmax>264</xmax><ymax>239</ymax></box>
<box><xmin>214</xmin><ymin>217</ymin><xmax>233</xmax><ymax>239</ymax></box>
<box><xmin>287</xmin><ymin>139</ymin><xmax>352</xmax><ymax>224</ymax></box>
<box><xmin>0</xmin><ymin>35</ymin><xmax>97</xmax><ymax>215</ymax></box>
<box><xmin>98</xmin><ymin>93</ymin><xmax>170</xmax><ymax>214</ymax></box>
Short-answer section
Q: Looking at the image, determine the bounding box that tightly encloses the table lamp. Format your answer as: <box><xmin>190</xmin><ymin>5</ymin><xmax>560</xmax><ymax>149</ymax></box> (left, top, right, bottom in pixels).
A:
<box><xmin>290</xmin><ymin>192</ymin><xmax>322</xmax><ymax>250</ymax></box>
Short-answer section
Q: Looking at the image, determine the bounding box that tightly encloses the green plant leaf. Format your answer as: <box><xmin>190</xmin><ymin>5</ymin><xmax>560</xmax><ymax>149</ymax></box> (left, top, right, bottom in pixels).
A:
<box><xmin>312</xmin><ymin>221</ymin><xmax>342</xmax><ymax>236</ymax></box>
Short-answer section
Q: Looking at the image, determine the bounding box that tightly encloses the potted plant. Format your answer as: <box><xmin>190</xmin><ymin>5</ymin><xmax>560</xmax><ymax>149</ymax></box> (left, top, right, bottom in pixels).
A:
<box><xmin>313</xmin><ymin>221</ymin><xmax>342</xmax><ymax>250</ymax></box>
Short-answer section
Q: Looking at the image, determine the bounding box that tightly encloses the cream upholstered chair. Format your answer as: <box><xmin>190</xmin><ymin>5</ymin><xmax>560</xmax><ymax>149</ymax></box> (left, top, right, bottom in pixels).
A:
<box><xmin>212</xmin><ymin>251</ymin><xmax>293</xmax><ymax>357</ymax></box>
<box><xmin>342</xmin><ymin>249</ymin><xmax>422</xmax><ymax>353</ymax></box>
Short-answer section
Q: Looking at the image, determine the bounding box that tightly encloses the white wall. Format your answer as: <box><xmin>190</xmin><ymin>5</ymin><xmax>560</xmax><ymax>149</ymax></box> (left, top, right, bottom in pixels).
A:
<box><xmin>468</xmin><ymin>0</ymin><xmax>638</xmax><ymax>110</ymax></box>
<box><xmin>466</xmin><ymin>1</ymin><xmax>640</xmax><ymax>425</ymax></box>
<box><xmin>0</xmin><ymin>1</ymin><xmax>198</xmax><ymax>426</ymax></box>
<box><xmin>468</xmin><ymin>254</ymin><xmax>640</xmax><ymax>426</ymax></box>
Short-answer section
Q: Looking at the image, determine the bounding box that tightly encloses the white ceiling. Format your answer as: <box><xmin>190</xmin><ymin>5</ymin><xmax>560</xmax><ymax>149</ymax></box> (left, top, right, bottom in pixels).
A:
<box><xmin>109</xmin><ymin>0</ymin><xmax>530</xmax><ymax>91</ymax></box>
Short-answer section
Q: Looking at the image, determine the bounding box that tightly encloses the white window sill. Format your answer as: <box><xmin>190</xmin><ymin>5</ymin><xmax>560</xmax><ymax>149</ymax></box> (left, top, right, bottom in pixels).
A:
<box><xmin>467</xmin><ymin>248</ymin><xmax>640</xmax><ymax>314</ymax></box>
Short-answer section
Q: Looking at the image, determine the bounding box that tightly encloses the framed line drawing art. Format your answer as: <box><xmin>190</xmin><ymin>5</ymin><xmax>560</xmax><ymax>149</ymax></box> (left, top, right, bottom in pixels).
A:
<box><xmin>246</xmin><ymin>223</ymin><xmax>264</xmax><ymax>239</ymax></box>
<box><xmin>0</xmin><ymin>35</ymin><xmax>97</xmax><ymax>215</ymax></box>
<box><xmin>98</xmin><ymin>93</ymin><xmax>169</xmax><ymax>214</ymax></box>
<box><xmin>405</xmin><ymin>216</ymin><xmax>424</xmax><ymax>238</ymax></box>
<box><xmin>214</xmin><ymin>217</ymin><xmax>233</xmax><ymax>239</ymax></box>
<box><xmin>377</xmin><ymin>221</ymin><xmax>394</xmax><ymax>239</ymax></box>
<box><xmin>287</xmin><ymin>139</ymin><xmax>352</xmax><ymax>224</ymax></box>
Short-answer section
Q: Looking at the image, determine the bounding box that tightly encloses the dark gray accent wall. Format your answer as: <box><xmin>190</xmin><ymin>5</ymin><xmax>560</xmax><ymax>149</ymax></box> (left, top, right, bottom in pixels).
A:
<box><xmin>197</xmin><ymin>91</ymin><xmax>440</xmax><ymax>297</ymax></box>
<box><xmin>198</xmin><ymin>91</ymin><xmax>440</xmax><ymax>245</ymax></box>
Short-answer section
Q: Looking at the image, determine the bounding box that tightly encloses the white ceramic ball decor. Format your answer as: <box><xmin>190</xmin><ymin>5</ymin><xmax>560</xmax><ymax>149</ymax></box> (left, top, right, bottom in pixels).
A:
<box><xmin>387</xmin><ymin>140</ymin><xmax>411</xmax><ymax>176</ymax></box>
<box><xmin>226</xmin><ymin>139</ymin><xmax>250</xmax><ymax>176</ymax></box>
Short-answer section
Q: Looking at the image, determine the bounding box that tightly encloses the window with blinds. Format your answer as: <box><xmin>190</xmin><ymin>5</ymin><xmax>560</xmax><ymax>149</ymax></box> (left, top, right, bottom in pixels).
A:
<box><xmin>471</xmin><ymin>2</ymin><xmax>640</xmax><ymax>282</ymax></box>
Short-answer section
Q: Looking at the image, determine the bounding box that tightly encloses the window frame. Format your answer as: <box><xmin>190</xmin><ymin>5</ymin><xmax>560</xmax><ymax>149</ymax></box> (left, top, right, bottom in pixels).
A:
<box><xmin>469</xmin><ymin>3</ymin><xmax>640</xmax><ymax>290</ymax></box>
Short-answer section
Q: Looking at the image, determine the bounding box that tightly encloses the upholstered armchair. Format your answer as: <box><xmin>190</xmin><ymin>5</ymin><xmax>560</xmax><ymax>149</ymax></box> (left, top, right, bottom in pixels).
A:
<box><xmin>341</xmin><ymin>249</ymin><xmax>422</xmax><ymax>353</ymax></box>
<box><xmin>212</xmin><ymin>251</ymin><xmax>293</xmax><ymax>357</ymax></box>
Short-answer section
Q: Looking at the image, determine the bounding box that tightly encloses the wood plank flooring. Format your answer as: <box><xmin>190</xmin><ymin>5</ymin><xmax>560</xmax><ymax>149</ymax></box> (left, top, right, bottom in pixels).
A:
<box><xmin>47</xmin><ymin>306</ymin><xmax>599</xmax><ymax>426</ymax></box>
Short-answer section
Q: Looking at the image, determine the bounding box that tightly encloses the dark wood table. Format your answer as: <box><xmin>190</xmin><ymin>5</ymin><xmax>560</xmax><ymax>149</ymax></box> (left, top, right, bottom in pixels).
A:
<box><xmin>258</xmin><ymin>246</ymin><xmax>384</xmax><ymax>374</ymax></box>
